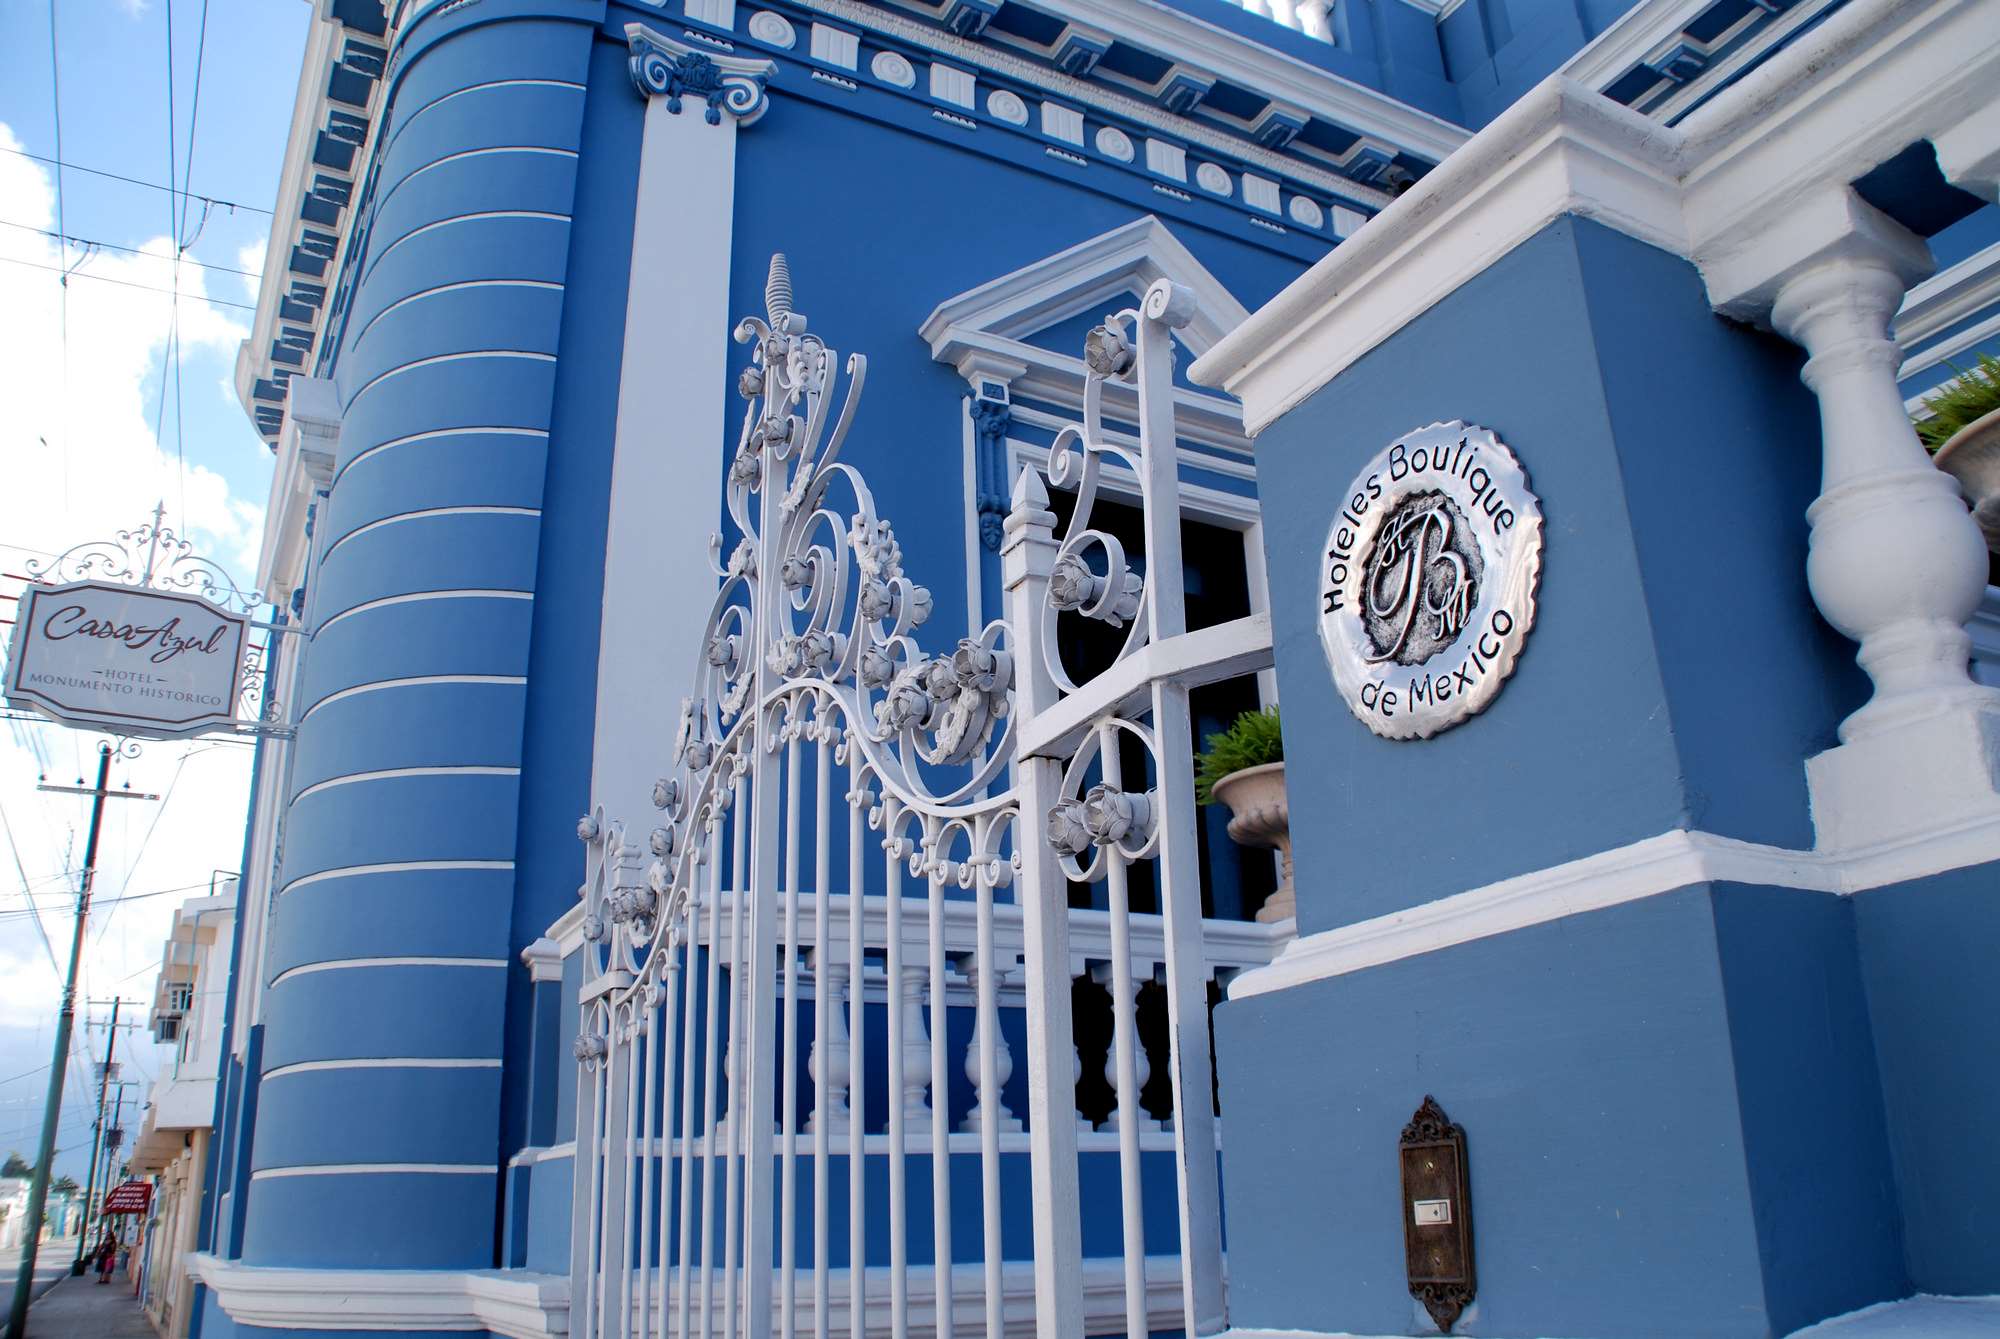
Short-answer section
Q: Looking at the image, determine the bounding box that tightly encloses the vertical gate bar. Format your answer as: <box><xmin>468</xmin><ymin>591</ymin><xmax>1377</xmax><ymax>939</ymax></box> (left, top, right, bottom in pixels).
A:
<box><xmin>656</xmin><ymin>947</ymin><xmax>685</xmax><ymax>1339</ymax></box>
<box><xmin>1099</xmin><ymin>727</ymin><xmax>1149</xmax><ymax>1339</ymax></box>
<box><xmin>573</xmin><ymin>1004</ymin><xmax>604</xmax><ymax>1339</ymax></box>
<box><xmin>605</xmin><ymin>1009</ymin><xmax>633</xmax><ymax>1339</ymax></box>
<box><xmin>723</xmin><ymin>775</ymin><xmax>751</xmax><ymax>1339</ymax></box>
<box><xmin>972</xmin><ymin>814</ymin><xmax>1003</xmax><ymax>1339</ymax></box>
<box><xmin>781</xmin><ymin>732</ymin><xmax>804</xmax><ymax>1339</ymax></box>
<box><xmin>1134</xmin><ymin>278</ymin><xmax>1227</xmax><ymax>1335</ymax></box>
<box><xmin>925</xmin><ymin>816</ymin><xmax>954</xmax><ymax>1339</ymax></box>
<box><xmin>883</xmin><ymin>799</ymin><xmax>910</xmax><ymax>1339</ymax></box>
<box><xmin>638</xmin><ymin>1006</ymin><xmax>657</xmax><ymax>1339</ymax></box>
<box><xmin>813</xmin><ymin>730</ymin><xmax>833</xmax><ymax>1339</ymax></box>
<box><xmin>742</xmin><ymin>483</ymin><xmax>784</xmax><ymax>1339</ymax></box>
<box><xmin>698</xmin><ymin>788</ymin><xmax>736</xmax><ymax>1339</ymax></box>
<box><xmin>1000</xmin><ymin>467</ymin><xmax>1086</xmax><ymax>1339</ymax></box>
<box><xmin>680</xmin><ymin>835</ymin><xmax>718</xmax><ymax>1339</ymax></box>
<box><xmin>846</xmin><ymin>758</ymin><xmax>869</xmax><ymax>1339</ymax></box>
<box><xmin>622</xmin><ymin>1009</ymin><xmax>644</xmax><ymax>1339</ymax></box>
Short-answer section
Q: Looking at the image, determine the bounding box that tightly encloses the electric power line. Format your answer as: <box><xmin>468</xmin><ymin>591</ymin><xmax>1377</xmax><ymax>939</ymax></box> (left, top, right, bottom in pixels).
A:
<box><xmin>0</xmin><ymin>219</ymin><xmax>261</xmax><ymax>279</ymax></box>
<box><xmin>0</xmin><ymin>145</ymin><xmax>274</xmax><ymax>217</ymax></box>
<box><xmin>0</xmin><ymin>253</ymin><xmax>256</xmax><ymax>311</ymax></box>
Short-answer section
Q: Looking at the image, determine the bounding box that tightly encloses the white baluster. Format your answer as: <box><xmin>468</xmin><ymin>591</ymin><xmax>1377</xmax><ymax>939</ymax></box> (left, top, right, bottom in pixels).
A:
<box><xmin>807</xmin><ymin>950</ymin><xmax>850</xmax><ymax>1134</ymax></box>
<box><xmin>958</xmin><ymin>956</ymin><xmax>1021</xmax><ymax>1134</ymax></box>
<box><xmin>1296</xmin><ymin>0</ymin><xmax>1333</xmax><ymax>40</ymax></box>
<box><xmin>900</xmin><ymin>965</ymin><xmax>931</xmax><ymax>1125</ymax></box>
<box><xmin>1093</xmin><ymin>964</ymin><xmax>1160</xmax><ymax>1134</ymax></box>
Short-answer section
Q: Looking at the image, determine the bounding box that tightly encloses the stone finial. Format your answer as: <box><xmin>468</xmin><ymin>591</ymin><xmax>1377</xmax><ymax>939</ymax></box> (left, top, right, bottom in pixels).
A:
<box><xmin>765</xmin><ymin>253</ymin><xmax>793</xmax><ymax>327</ymax></box>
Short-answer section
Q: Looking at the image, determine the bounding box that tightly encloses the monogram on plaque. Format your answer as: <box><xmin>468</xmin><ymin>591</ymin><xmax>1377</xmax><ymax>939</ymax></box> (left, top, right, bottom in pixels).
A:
<box><xmin>1318</xmin><ymin>422</ymin><xmax>1543</xmax><ymax>740</ymax></box>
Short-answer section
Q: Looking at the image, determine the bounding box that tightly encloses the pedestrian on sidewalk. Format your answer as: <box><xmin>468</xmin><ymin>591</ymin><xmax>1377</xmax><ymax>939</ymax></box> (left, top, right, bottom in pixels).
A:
<box><xmin>93</xmin><ymin>1233</ymin><xmax>115</xmax><ymax>1284</ymax></box>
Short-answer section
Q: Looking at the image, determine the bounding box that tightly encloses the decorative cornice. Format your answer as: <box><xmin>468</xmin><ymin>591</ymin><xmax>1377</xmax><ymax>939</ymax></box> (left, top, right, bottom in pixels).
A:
<box><xmin>626</xmin><ymin>24</ymin><xmax>778</xmax><ymax>124</ymax></box>
<box><xmin>767</xmin><ymin>0</ymin><xmax>1402</xmax><ymax>212</ymax></box>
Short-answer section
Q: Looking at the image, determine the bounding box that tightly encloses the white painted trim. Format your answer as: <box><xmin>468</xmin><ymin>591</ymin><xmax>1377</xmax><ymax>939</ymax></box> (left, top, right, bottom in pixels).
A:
<box><xmin>322</xmin><ymin>506</ymin><xmax>541</xmax><ymax>558</ymax></box>
<box><xmin>1560</xmin><ymin>0</ymin><xmax>1731</xmax><ymax>92</ymax></box>
<box><xmin>267</xmin><ymin>956</ymin><xmax>508</xmax><ymax>988</ymax></box>
<box><xmin>545</xmin><ymin>899</ymin><xmax>587</xmax><ymax>956</ymax></box>
<box><xmin>263</xmin><ymin>1056</ymin><xmax>503</xmax><ymax>1081</ymax></box>
<box><xmin>507</xmin><ymin>1140</ymin><xmax>577</xmax><ymax>1167</ymax></box>
<box><xmin>361</xmin><ymin>211</ymin><xmax>571</xmax><ymax>288</ymax></box>
<box><xmin>1901</xmin><ymin>309</ymin><xmax>2000</xmax><ymax>386</ymax></box>
<box><xmin>1194</xmin><ymin>1</ymin><xmax>2000</xmax><ymax>432</ymax></box>
<box><xmin>344</xmin><ymin>350</ymin><xmax>557</xmax><ymax>408</ymax></box>
<box><xmin>250</xmin><ymin>1162</ymin><xmax>494</xmax><ymax>1179</ymax></box>
<box><xmin>1229</xmin><ymin>816</ymin><xmax>2000</xmax><ymax>1000</ymax></box>
<box><xmin>290</xmin><ymin>765</ymin><xmax>522</xmax><ymax>803</ymax></box>
<box><xmin>356</xmin><ymin>281</ymin><xmax>565</xmax><ymax>349</ymax></box>
<box><xmin>379</xmin><ymin>79</ymin><xmax>586</xmax><ymax>161</ymax></box>
<box><xmin>195</xmin><ymin>1254</ymin><xmax>569</xmax><ymax>1339</ymax></box>
<box><xmin>278</xmin><ymin>859</ymin><xmax>514</xmax><ymax>898</ymax></box>
<box><xmin>380</xmin><ymin>144</ymin><xmax>579</xmax><ymax>201</ymax></box>
<box><xmin>921</xmin><ymin>216</ymin><xmax>1249</xmax><ymax>366</ymax></box>
<box><xmin>314</xmin><ymin>592</ymin><xmax>533</xmax><ymax>639</ymax></box>
<box><xmin>299</xmin><ymin>670</ymin><xmax>528</xmax><ymax>719</ymax></box>
<box><xmin>334</xmin><ymin>425</ymin><xmax>550</xmax><ymax>488</ymax></box>
<box><xmin>1898</xmin><ymin>241</ymin><xmax>2000</xmax><ymax>351</ymax></box>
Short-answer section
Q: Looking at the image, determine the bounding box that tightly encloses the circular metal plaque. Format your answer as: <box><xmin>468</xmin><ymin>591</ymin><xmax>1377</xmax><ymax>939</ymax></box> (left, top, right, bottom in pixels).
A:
<box><xmin>1318</xmin><ymin>421</ymin><xmax>1543</xmax><ymax>740</ymax></box>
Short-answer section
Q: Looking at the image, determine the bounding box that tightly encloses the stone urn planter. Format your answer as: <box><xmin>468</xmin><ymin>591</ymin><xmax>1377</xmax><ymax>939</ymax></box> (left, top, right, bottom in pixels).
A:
<box><xmin>1209</xmin><ymin>761</ymin><xmax>1295</xmax><ymax>925</ymax></box>
<box><xmin>1933</xmin><ymin>406</ymin><xmax>2000</xmax><ymax>555</ymax></box>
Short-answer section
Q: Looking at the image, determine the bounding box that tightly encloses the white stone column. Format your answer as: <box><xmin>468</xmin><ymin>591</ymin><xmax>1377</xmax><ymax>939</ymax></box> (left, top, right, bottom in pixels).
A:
<box><xmin>590</xmin><ymin>29</ymin><xmax>777</xmax><ymax>825</ymax></box>
<box><xmin>957</xmin><ymin>958</ymin><xmax>1021</xmax><ymax>1134</ymax></box>
<box><xmin>1708</xmin><ymin>187</ymin><xmax>2000</xmax><ymax>849</ymax></box>
<box><xmin>898</xmin><ymin>968</ymin><xmax>932</xmax><ymax>1125</ymax></box>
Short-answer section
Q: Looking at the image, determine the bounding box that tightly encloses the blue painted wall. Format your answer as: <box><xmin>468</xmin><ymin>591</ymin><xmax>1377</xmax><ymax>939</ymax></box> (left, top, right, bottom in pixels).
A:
<box><xmin>1215</xmin><ymin>880</ymin><xmax>1907</xmax><ymax>1337</ymax></box>
<box><xmin>1852</xmin><ymin>861</ymin><xmax>2000</xmax><ymax>1296</ymax></box>
<box><xmin>1248</xmin><ymin>217</ymin><xmax>1856</xmax><ymax>935</ymax></box>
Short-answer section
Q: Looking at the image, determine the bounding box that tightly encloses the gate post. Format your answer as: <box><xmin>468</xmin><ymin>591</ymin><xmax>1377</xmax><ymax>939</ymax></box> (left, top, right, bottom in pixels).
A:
<box><xmin>1134</xmin><ymin>281</ymin><xmax>1228</xmax><ymax>1335</ymax></box>
<box><xmin>1001</xmin><ymin>468</ymin><xmax>1086</xmax><ymax>1339</ymax></box>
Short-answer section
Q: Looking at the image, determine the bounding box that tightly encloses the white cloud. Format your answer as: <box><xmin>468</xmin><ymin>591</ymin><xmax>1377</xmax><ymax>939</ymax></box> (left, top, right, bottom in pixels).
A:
<box><xmin>117</xmin><ymin>0</ymin><xmax>151</xmax><ymax>15</ymax></box>
<box><xmin>237</xmin><ymin>236</ymin><xmax>269</xmax><ymax>305</ymax></box>
<box><xmin>0</xmin><ymin>119</ymin><xmax>261</xmax><ymax>1144</ymax></box>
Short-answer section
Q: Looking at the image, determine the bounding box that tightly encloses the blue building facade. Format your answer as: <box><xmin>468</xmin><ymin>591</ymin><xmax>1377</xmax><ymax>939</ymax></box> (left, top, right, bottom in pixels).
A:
<box><xmin>191</xmin><ymin>1</ymin><xmax>2000</xmax><ymax>1337</ymax></box>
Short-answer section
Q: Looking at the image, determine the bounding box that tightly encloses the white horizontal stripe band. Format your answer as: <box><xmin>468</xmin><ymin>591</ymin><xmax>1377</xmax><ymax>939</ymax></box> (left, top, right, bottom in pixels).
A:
<box><xmin>263</xmin><ymin>1057</ymin><xmax>504</xmax><ymax>1081</ymax></box>
<box><xmin>1229</xmin><ymin>813</ymin><xmax>2000</xmax><ymax>1000</ymax></box>
<box><xmin>362</xmin><ymin>211</ymin><xmax>570</xmax><ymax>287</ymax></box>
<box><xmin>322</xmin><ymin>506</ymin><xmax>542</xmax><ymax>560</ymax></box>
<box><xmin>333</xmin><ymin>425</ymin><xmax>548</xmax><ymax>487</ymax></box>
<box><xmin>278</xmin><ymin>860</ymin><xmax>514</xmax><ymax>898</ymax></box>
<box><xmin>382</xmin><ymin>79</ymin><xmax>585</xmax><ymax>159</ymax></box>
<box><xmin>300</xmin><ymin>670</ymin><xmax>527</xmax><ymax>719</ymax></box>
<box><xmin>268</xmin><ymin>957</ymin><xmax>508</xmax><ymax>987</ymax></box>
<box><xmin>356</xmin><ymin>281</ymin><xmax>565</xmax><ymax>347</ymax></box>
<box><xmin>291</xmin><ymin>766</ymin><xmax>521</xmax><ymax>803</ymax></box>
<box><xmin>380</xmin><ymin>145</ymin><xmax>578</xmax><ymax>211</ymax></box>
<box><xmin>346</xmin><ymin>349</ymin><xmax>556</xmax><ymax>407</ymax></box>
<box><xmin>314</xmin><ymin>590</ymin><xmax>533</xmax><ymax>639</ymax></box>
<box><xmin>250</xmin><ymin>1163</ymin><xmax>494</xmax><ymax>1181</ymax></box>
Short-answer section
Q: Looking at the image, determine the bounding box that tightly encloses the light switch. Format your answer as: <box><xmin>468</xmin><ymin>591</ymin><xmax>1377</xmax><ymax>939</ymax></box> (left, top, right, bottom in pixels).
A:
<box><xmin>1412</xmin><ymin>1198</ymin><xmax>1452</xmax><ymax>1226</ymax></box>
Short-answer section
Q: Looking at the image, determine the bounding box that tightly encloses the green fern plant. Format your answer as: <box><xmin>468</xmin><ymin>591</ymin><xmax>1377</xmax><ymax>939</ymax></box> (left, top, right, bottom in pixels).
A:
<box><xmin>1194</xmin><ymin>707</ymin><xmax>1283</xmax><ymax>805</ymax></box>
<box><xmin>1915</xmin><ymin>354</ymin><xmax>2000</xmax><ymax>452</ymax></box>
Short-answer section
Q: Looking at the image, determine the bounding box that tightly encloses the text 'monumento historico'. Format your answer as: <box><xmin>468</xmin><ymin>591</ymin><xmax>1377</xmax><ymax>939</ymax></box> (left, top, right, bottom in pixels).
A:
<box><xmin>1319</xmin><ymin>422</ymin><xmax>1543</xmax><ymax>739</ymax></box>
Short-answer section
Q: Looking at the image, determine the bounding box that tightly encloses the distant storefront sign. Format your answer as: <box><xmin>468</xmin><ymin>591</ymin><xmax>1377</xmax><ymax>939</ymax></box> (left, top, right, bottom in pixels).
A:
<box><xmin>4</xmin><ymin>580</ymin><xmax>250</xmax><ymax>739</ymax></box>
<box><xmin>100</xmin><ymin>1180</ymin><xmax>153</xmax><ymax>1215</ymax></box>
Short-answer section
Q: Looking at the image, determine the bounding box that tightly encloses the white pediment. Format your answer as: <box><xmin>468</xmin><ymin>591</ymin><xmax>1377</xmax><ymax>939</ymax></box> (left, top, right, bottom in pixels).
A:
<box><xmin>918</xmin><ymin>216</ymin><xmax>1253</xmax><ymax>451</ymax></box>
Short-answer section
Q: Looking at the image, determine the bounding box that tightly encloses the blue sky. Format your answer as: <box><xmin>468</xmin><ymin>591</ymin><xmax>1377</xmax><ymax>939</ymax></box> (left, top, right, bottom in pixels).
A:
<box><xmin>0</xmin><ymin>0</ymin><xmax>309</xmax><ymax>1183</ymax></box>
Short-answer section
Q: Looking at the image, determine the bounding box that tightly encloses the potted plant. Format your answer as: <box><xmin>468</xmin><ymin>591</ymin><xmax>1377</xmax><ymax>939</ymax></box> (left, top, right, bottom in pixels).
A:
<box><xmin>1918</xmin><ymin>353</ymin><xmax>2000</xmax><ymax>562</ymax></box>
<box><xmin>1195</xmin><ymin>707</ymin><xmax>1294</xmax><ymax>926</ymax></box>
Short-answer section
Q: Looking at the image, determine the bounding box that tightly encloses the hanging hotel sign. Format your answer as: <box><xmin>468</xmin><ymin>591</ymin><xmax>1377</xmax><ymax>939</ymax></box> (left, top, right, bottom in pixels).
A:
<box><xmin>100</xmin><ymin>1179</ymin><xmax>153</xmax><ymax>1216</ymax></box>
<box><xmin>2</xmin><ymin>506</ymin><xmax>285</xmax><ymax>741</ymax></box>
<box><xmin>5</xmin><ymin>581</ymin><xmax>249</xmax><ymax>738</ymax></box>
<box><xmin>1318</xmin><ymin>421</ymin><xmax>1543</xmax><ymax>740</ymax></box>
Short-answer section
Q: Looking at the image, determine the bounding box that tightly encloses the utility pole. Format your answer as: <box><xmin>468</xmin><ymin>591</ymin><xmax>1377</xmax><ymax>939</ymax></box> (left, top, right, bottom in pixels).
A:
<box><xmin>6</xmin><ymin>745</ymin><xmax>155</xmax><ymax>1339</ymax></box>
<box><xmin>73</xmin><ymin>1001</ymin><xmax>125</xmax><ymax>1273</ymax></box>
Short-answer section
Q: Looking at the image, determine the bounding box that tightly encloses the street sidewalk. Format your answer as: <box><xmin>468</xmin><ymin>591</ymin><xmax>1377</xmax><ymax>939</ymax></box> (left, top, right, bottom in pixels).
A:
<box><xmin>18</xmin><ymin>1272</ymin><xmax>154</xmax><ymax>1338</ymax></box>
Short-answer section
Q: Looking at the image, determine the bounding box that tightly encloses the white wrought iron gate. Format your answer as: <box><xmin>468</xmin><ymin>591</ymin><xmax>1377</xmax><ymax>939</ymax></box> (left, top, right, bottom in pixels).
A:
<box><xmin>572</xmin><ymin>257</ymin><xmax>1263</xmax><ymax>1339</ymax></box>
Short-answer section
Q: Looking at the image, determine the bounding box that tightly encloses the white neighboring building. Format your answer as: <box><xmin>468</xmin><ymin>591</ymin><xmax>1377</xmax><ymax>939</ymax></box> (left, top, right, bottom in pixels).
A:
<box><xmin>131</xmin><ymin>883</ymin><xmax>237</xmax><ymax>1339</ymax></box>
